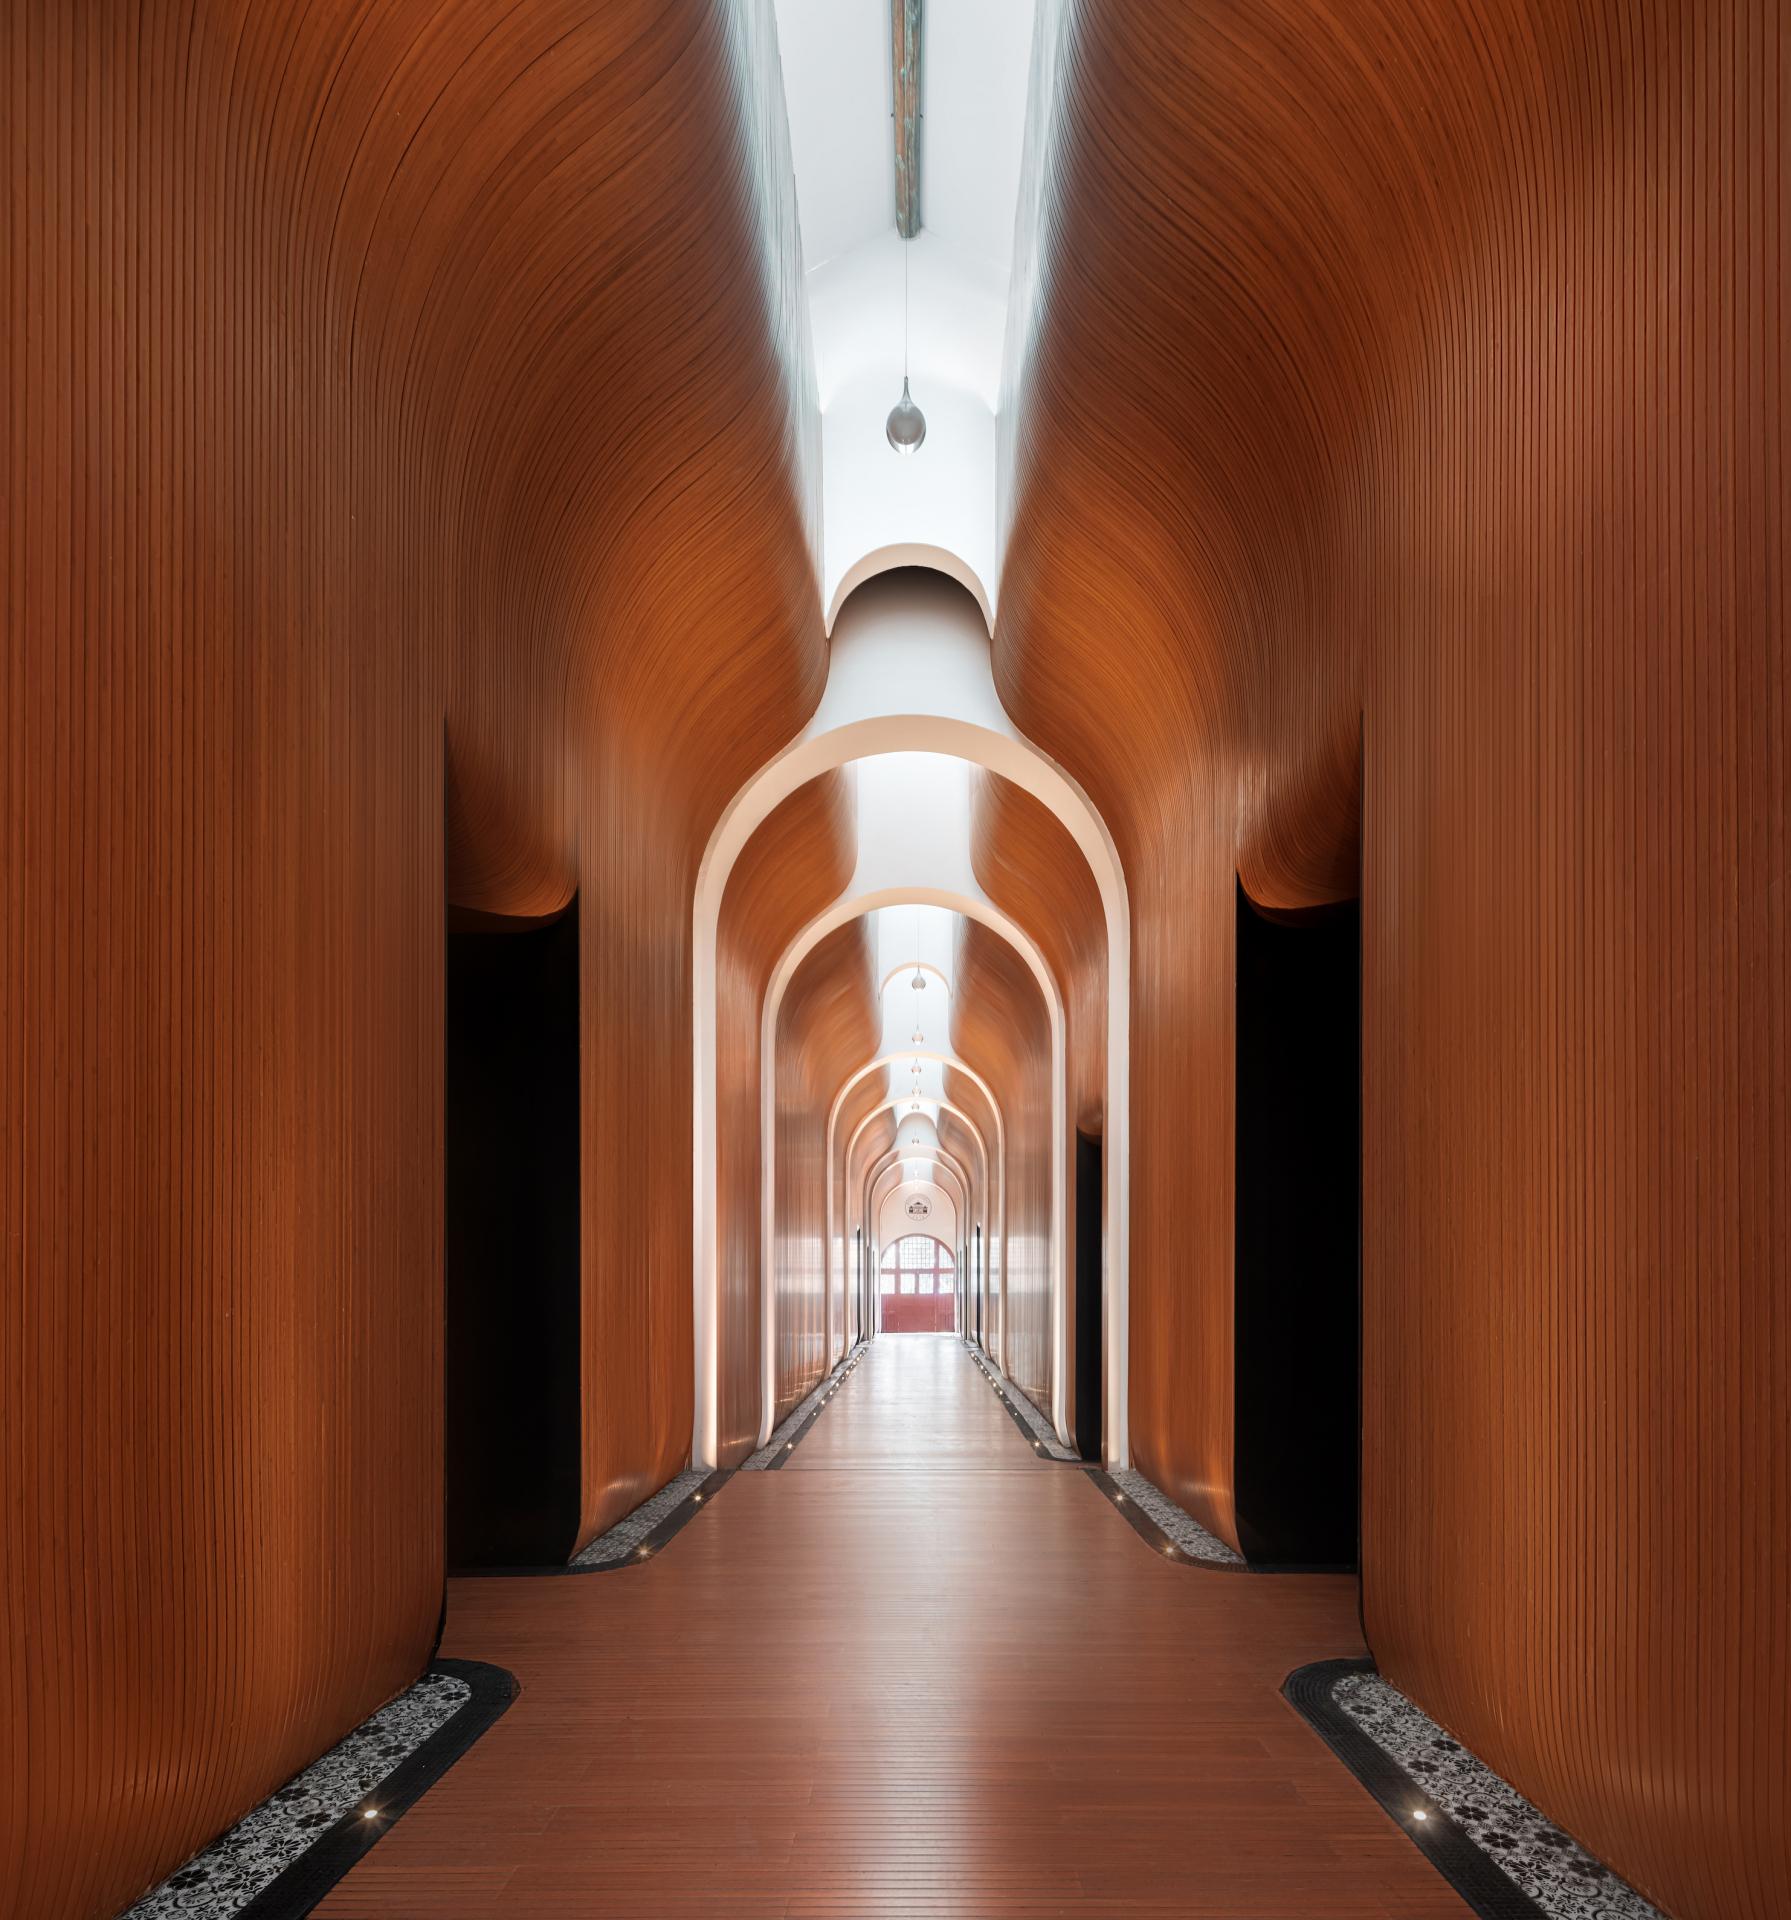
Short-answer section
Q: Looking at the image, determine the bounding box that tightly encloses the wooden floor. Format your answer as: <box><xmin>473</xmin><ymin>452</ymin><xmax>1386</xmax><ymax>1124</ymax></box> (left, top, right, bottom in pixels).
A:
<box><xmin>320</xmin><ymin>1336</ymin><xmax>1467</xmax><ymax>1917</ymax></box>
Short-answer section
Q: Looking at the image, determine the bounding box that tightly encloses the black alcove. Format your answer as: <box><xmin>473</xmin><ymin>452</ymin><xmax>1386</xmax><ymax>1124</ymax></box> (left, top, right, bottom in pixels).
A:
<box><xmin>1074</xmin><ymin>1130</ymin><xmax>1104</xmax><ymax>1461</ymax></box>
<box><xmin>444</xmin><ymin>899</ymin><xmax>582</xmax><ymax>1568</ymax></box>
<box><xmin>1232</xmin><ymin>882</ymin><xmax>1360</xmax><ymax>1568</ymax></box>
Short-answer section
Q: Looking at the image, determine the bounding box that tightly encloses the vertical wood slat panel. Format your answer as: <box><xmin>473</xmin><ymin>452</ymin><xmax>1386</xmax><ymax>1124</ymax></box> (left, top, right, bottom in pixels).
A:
<box><xmin>715</xmin><ymin>778</ymin><xmax>858</xmax><ymax>1463</ymax></box>
<box><xmin>2</xmin><ymin>2</ymin><xmax>820</xmax><ymax>1913</ymax></box>
<box><xmin>951</xmin><ymin>923</ymin><xmax>1053</xmax><ymax>1409</ymax></box>
<box><xmin>837</xmin><ymin>1077</ymin><xmax>895</xmax><ymax>1349</ymax></box>
<box><xmin>774</xmin><ymin>922</ymin><xmax>880</xmax><ymax>1417</ymax></box>
<box><xmin>997</xmin><ymin>2</ymin><xmax>1787</xmax><ymax>1914</ymax></box>
<box><xmin>969</xmin><ymin>770</ymin><xmax>1107</xmax><ymax>1445</ymax></box>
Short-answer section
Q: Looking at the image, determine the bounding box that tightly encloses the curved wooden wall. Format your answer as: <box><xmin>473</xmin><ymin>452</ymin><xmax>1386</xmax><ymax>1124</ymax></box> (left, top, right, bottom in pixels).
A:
<box><xmin>836</xmin><ymin>1077</ymin><xmax>894</xmax><ymax>1348</ymax></box>
<box><xmin>2</xmin><ymin>2</ymin><xmax>818</xmax><ymax>1914</ymax></box>
<box><xmin>1000</xmin><ymin>2</ymin><xmax>1787</xmax><ymax>1913</ymax></box>
<box><xmin>950</xmin><ymin>924</ymin><xmax>1053</xmax><ymax>1410</ymax></box>
<box><xmin>773</xmin><ymin>923</ymin><xmax>879</xmax><ymax>1418</ymax></box>
<box><xmin>943</xmin><ymin>1073</ymin><xmax>1005</xmax><ymax>1352</ymax></box>
<box><xmin>935</xmin><ymin>1106</ymin><xmax>988</xmax><ymax>1284</ymax></box>
<box><xmin>849</xmin><ymin>1109</ymin><xmax>899</xmax><ymax>1300</ymax></box>
<box><xmin>715</xmin><ymin>776</ymin><xmax>856</xmax><ymax>1462</ymax></box>
<box><xmin>970</xmin><ymin>769</ymin><xmax>1106</xmax><ymax>1445</ymax></box>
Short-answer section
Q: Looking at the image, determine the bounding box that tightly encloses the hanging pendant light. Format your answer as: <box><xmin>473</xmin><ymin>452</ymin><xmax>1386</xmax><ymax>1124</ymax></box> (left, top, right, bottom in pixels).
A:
<box><xmin>886</xmin><ymin>376</ymin><xmax>925</xmax><ymax>454</ymax></box>
<box><xmin>887</xmin><ymin>236</ymin><xmax>926</xmax><ymax>453</ymax></box>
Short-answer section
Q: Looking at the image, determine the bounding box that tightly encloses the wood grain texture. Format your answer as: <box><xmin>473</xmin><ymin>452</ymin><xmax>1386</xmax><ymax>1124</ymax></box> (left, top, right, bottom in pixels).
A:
<box><xmin>1</xmin><ymin>2</ymin><xmax>818</xmax><ymax>1914</ymax></box>
<box><xmin>938</xmin><ymin>1078</ymin><xmax>1002</xmax><ymax>1349</ymax></box>
<box><xmin>772</xmin><ymin>921</ymin><xmax>880</xmax><ymax>1423</ymax></box>
<box><xmin>313</xmin><ymin>1335</ymin><xmax>1468</xmax><ymax>1918</ymax></box>
<box><xmin>950</xmin><ymin>923</ymin><xmax>1052</xmax><ymax>1410</ymax></box>
<box><xmin>715</xmin><ymin>777</ymin><xmax>857</xmax><ymax>1463</ymax></box>
<box><xmin>837</xmin><ymin>1076</ymin><xmax>896</xmax><ymax>1347</ymax></box>
<box><xmin>890</xmin><ymin>0</ymin><xmax>922</xmax><ymax>240</ymax></box>
<box><xmin>999</xmin><ymin>3</ymin><xmax>1787</xmax><ymax>1913</ymax></box>
<box><xmin>848</xmin><ymin>1108</ymin><xmax>899</xmax><ymax>1319</ymax></box>
<box><xmin>970</xmin><ymin>769</ymin><xmax>1106</xmax><ymax>1446</ymax></box>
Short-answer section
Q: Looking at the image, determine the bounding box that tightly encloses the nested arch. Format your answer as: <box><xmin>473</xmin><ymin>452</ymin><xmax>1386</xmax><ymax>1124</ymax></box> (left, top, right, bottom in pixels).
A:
<box><xmin>693</xmin><ymin>567</ymin><xmax>1132</xmax><ymax>1470</ymax></box>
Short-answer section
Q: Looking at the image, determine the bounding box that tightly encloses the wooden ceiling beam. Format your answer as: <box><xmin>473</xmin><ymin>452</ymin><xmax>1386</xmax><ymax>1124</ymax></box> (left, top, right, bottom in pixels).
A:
<box><xmin>891</xmin><ymin>0</ymin><xmax>921</xmax><ymax>237</ymax></box>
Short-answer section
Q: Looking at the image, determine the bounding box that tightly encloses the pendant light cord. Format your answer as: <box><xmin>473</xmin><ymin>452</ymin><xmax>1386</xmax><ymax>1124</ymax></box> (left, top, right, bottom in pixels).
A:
<box><xmin>903</xmin><ymin>236</ymin><xmax>910</xmax><ymax>382</ymax></box>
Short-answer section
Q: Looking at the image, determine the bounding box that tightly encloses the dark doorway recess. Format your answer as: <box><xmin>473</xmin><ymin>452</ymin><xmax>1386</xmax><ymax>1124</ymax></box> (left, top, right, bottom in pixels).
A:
<box><xmin>1074</xmin><ymin>1130</ymin><xmax>1104</xmax><ymax>1461</ymax></box>
<box><xmin>445</xmin><ymin>898</ymin><xmax>582</xmax><ymax>1569</ymax></box>
<box><xmin>1233</xmin><ymin>882</ymin><xmax>1360</xmax><ymax>1568</ymax></box>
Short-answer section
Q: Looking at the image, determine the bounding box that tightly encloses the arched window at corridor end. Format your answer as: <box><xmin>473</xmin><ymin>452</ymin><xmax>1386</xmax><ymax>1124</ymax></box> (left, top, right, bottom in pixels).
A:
<box><xmin>880</xmin><ymin>1235</ymin><xmax>956</xmax><ymax>1333</ymax></box>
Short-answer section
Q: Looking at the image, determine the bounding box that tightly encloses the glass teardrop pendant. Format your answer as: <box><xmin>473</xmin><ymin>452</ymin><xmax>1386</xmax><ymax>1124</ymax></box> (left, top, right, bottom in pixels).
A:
<box><xmin>886</xmin><ymin>376</ymin><xmax>926</xmax><ymax>453</ymax></box>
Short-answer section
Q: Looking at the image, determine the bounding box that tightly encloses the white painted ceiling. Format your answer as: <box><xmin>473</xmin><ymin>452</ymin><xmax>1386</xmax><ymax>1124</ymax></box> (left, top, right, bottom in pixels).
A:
<box><xmin>771</xmin><ymin>0</ymin><xmax>1039</xmax><ymax>616</ymax></box>
<box><xmin>774</xmin><ymin>0</ymin><xmax>1035</xmax><ymax>275</ymax></box>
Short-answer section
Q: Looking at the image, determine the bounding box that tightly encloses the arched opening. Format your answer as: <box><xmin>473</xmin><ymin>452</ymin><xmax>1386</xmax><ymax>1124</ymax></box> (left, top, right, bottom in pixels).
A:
<box><xmin>879</xmin><ymin>1234</ymin><xmax>957</xmax><ymax>1333</ymax></box>
<box><xmin>694</xmin><ymin>567</ymin><xmax>1132</xmax><ymax>1470</ymax></box>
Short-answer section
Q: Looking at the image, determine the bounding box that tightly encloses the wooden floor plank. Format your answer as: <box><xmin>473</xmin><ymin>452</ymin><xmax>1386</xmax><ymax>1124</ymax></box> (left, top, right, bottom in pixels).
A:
<box><xmin>318</xmin><ymin>1336</ymin><xmax>1466</xmax><ymax>1917</ymax></box>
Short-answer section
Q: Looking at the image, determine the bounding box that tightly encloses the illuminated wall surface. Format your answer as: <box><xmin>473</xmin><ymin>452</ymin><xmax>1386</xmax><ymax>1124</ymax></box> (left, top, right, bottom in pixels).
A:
<box><xmin>3</xmin><ymin>4</ymin><xmax>1784</xmax><ymax>1917</ymax></box>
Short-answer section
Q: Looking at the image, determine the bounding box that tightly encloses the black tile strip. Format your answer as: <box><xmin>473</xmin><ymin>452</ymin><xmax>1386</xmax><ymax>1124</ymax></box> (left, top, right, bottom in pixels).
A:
<box><xmin>233</xmin><ymin>1658</ymin><xmax>516</xmax><ymax>1920</ymax></box>
<box><xmin>964</xmin><ymin>1342</ymin><xmax>1342</xmax><ymax>1570</ymax></box>
<box><xmin>762</xmin><ymin>1344</ymin><xmax>867</xmax><ymax>1468</ymax></box>
<box><xmin>1082</xmin><ymin>1467</ymin><xmax>1250</xmax><ymax>1569</ymax></box>
<box><xmin>464</xmin><ymin>1470</ymin><xmax>733</xmax><ymax>1577</ymax></box>
<box><xmin>955</xmin><ymin>1344</ymin><xmax>1082</xmax><ymax>1459</ymax></box>
<box><xmin>963</xmin><ymin>1344</ymin><xmax>1081</xmax><ymax>1463</ymax></box>
<box><xmin>1283</xmin><ymin>1658</ymin><xmax>1546</xmax><ymax>1920</ymax></box>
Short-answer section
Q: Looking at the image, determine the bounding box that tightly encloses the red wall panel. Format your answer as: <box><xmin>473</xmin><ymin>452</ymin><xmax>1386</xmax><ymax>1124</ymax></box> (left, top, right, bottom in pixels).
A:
<box><xmin>881</xmin><ymin>1293</ymin><xmax>957</xmax><ymax>1334</ymax></box>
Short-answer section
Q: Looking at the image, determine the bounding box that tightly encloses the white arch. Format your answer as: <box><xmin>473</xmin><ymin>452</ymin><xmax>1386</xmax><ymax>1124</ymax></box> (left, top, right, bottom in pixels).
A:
<box><xmin>872</xmin><ymin>1175</ymin><xmax>960</xmax><ymax>1260</ymax></box>
<box><xmin>845</xmin><ymin>1109</ymin><xmax>986</xmax><ymax>1284</ymax></box>
<box><xmin>836</xmin><ymin>1132</ymin><xmax>973</xmax><ymax>1353</ymax></box>
<box><xmin>762</xmin><ymin>1037</ymin><xmax>1016</xmax><ymax>1452</ymax></box>
<box><xmin>827</xmin><ymin>543</ymin><xmax>994</xmax><ymax>636</ymax></box>
<box><xmin>767</xmin><ymin>891</ymin><xmax>1056</xmax><ymax>1403</ymax></box>
<box><xmin>865</xmin><ymin>1141</ymin><xmax>973</xmax><ymax>1201</ymax></box>
<box><xmin>867</xmin><ymin>1150</ymin><xmax>971</xmax><ymax>1240</ymax></box>
<box><xmin>845</xmin><ymin>1098</ymin><xmax>988</xmax><ymax>1188</ymax></box>
<box><xmin>840</xmin><ymin>1097</ymin><xmax>991</xmax><ymax>1357</ymax></box>
<box><xmin>844</xmin><ymin>1105</ymin><xmax>988</xmax><ymax>1236</ymax></box>
<box><xmin>694</xmin><ymin>570</ymin><xmax>1132</xmax><ymax>1470</ymax></box>
<box><xmin>871</xmin><ymin>1215</ymin><xmax>958</xmax><ymax>1266</ymax></box>
<box><xmin>877</xmin><ymin>959</ymin><xmax>953</xmax><ymax>996</ymax></box>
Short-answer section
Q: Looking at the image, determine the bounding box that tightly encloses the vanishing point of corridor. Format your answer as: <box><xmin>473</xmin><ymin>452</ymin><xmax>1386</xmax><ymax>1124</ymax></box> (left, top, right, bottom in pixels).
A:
<box><xmin>320</xmin><ymin>1337</ymin><xmax>1453</xmax><ymax>1919</ymax></box>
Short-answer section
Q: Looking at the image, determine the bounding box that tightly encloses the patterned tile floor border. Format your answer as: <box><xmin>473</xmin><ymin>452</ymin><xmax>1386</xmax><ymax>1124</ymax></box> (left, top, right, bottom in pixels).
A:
<box><xmin>964</xmin><ymin>1344</ymin><xmax>1081</xmax><ymax>1460</ymax></box>
<box><xmin>572</xmin><ymin>1468</ymin><xmax>712</xmax><ymax>1567</ymax></box>
<box><xmin>1105</xmin><ymin>1467</ymin><xmax>1245</xmax><ymax>1564</ymax></box>
<box><xmin>1286</xmin><ymin>1658</ymin><xmax>1665</xmax><ymax>1920</ymax></box>
<box><xmin>743</xmin><ymin>1344</ymin><xmax>865</xmax><ymax>1468</ymax></box>
<box><xmin>1330</xmin><ymin>1669</ymin><xmax>1664</xmax><ymax>1919</ymax></box>
<box><xmin>121</xmin><ymin>1660</ymin><xmax>512</xmax><ymax>1920</ymax></box>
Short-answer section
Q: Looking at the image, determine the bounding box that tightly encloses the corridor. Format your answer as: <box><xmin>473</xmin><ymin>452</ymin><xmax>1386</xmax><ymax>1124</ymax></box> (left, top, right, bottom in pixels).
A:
<box><xmin>7</xmin><ymin>2</ymin><xmax>1784</xmax><ymax>1916</ymax></box>
<box><xmin>319</xmin><ymin>1338</ymin><xmax>1454</xmax><ymax>1919</ymax></box>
